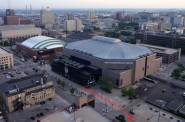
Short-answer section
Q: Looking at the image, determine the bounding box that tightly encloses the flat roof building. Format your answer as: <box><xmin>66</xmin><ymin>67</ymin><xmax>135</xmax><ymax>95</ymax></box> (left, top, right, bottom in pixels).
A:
<box><xmin>0</xmin><ymin>25</ymin><xmax>41</xmax><ymax>41</ymax></box>
<box><xmin>0</xmin><ymin>71</ymin><xmax>55</xmax><ymax>112</ymax></box>
<box><xmin>53</xmin><ymin>36</ymin><xmax>162</xmax><ymax>88</ymax></box>
<box><xmin>38</xmin><ymin>106</ymin><xmax>111</xmax><ymax>122</ymax></box>
<box><xmin>16</xmin><ymin>36</ymin><xmax>67</xmax><ymax>60</ymax></box>
<box><xmin>138</xmin><ymin>44</ymin><xmax>181</xmax><ymax>64</ymax></box>
<box><xmin>0</xmin><ymin>48</ymin><xmax>14</xmax><ymax>70</ymax></box>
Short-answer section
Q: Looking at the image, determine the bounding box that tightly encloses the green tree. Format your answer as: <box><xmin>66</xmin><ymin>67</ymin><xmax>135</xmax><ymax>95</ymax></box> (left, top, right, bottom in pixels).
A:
<box><xmin>105</xmin><ymin>31</ymin><xmax>120</xmax><ymax>38</ymax></box>
<box><xmin>120</xmin><ymin>31</ymin><xmax>132</xmax><ymax>36</ymax></box>
<box><xmin>171</xmin><ymin>68</ymin><xmax>181</xmax><ymax>79</ymax></box>
<box><xmin>60</xmin><ymin>81</ymin><xmax>65</xmax><ymax>87</ymax></box>
<box><xmin>70</xmin><ymin>87</ymin><xmax>75</xmax><ymax>94</ymax></box>
<box><xmin>98</xmin><ymin>77</ymin><xmax>113</xmax><ymax>93</ymax></box>
<box><xmin>57</xmin><ymin>79</ymin><xmax>61</xmax><ymax>84</ymax></box>
<box><xmin>121</xmin><ymin>87</ymin><xmax>128</xmax><ymax>96</ymax></box>
<box><xmin>127</xmin><ymin>87</ymin><xmax>136</xmax><ymax>98</ymax></box>
<box><xmin>115</xmin><ymin>114</ymin><xmax>126</xmax><ymax>122</ymax></box>
<box><xmin>3</xmin><ymin>41</ymin><xmax>9</xmax><ymax>46</ymax></box>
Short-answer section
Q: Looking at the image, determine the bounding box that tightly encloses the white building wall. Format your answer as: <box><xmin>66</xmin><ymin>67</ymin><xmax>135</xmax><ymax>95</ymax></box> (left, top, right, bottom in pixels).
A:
<box><xmin>64</xmin><ymin>20</ymin><xmax>82</xmax><ymax>32</ymax></box>
<box><xmin>40</xmin><ymin>9</ymin><xmax>56</xmax><ymax>28</ymax></box>
<box><xmin>174</xmin><ymin>16</ymin><xmax>184</xmax><ymax>27</ymax></box>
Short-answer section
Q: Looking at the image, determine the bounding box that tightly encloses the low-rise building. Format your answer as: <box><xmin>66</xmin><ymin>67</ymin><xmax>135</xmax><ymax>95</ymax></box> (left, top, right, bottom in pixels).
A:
<box><xmin>146</xmin><ymin>22</ymin><xmax>159</xmax><ymax>31</ymax></box>
<box><xmin>138</xmin><ymin>44</ymin><xmax>181</xmax><ymax>64</ymax></box>
<box><xmin>0</xmin><ymin>25</ymin><xmax>41</xmax><ymax>41</ymax></box>
<box><xmin>0</xmin><ymin>71</ymin><xmax>55</xmax><ymax>112</ymax></box>
<box><xmin>0</xmin><ymin>48</ymin><xmax>14</xmax><ymax>70</ymax></box>
<box><xmin>159</xmin><ymin>22</ymin><xmax>172</xmax><ymax>30</ymax></box>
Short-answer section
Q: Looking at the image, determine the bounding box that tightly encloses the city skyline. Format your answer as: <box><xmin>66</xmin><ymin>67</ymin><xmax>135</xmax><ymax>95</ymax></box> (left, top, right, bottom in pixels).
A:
<box><xmin>1</xmin><ymin>0</ymin><xmax>185</xmax><ymax>9</ymax></box>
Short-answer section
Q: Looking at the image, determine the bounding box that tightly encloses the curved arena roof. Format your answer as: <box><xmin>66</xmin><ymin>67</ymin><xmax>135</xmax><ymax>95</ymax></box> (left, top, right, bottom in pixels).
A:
<box><xmin>65</xmin><ymin>36</ymin><xmax>153</xmax><ymax>59</ymax></box>
<box><xmin>21</xmin><ymin>36</ymin><xmax>67</xmax><ymax>49</ymax></box>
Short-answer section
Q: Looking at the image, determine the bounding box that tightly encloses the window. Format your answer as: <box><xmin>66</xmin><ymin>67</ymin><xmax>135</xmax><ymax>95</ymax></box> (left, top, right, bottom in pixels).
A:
<box><xmin>116</xmin><ymin>79</ymin><xmax>119</xmax><ymax>86</ymax></box>
<box><xmin>120</xmin><ymin>79</ymin><xmax>123</xmax><ymax>85</ymax></box>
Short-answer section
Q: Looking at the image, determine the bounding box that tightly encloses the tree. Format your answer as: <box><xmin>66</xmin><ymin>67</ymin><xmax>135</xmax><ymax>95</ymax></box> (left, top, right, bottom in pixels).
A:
<box><xmin>182</xmin><ymin>75</ymin><xmax>185</xmax><ymax>80</ymax></box>
<box><xmin>57</xmin><ymin>79</ymin><xmax>61</xmax><ymax>84</ymax></box>
<box><xmin>93</xmin><ymin>27</ymin><xmax>100</xmax><ymax>31</ymax></box>
<box><xmin>60</xmin><ymin>81</ymin><xmax>65</xmax><ymax>87</ymax></box>
<box><xmin>70</xmin><ymin>87</ymin><xmax>75</xmax><ymax>94</ymax></box>
<box><xmin>3</xmin><ymin>41</ymin><xmax>9</xmax><ymax>46</ymax></box>
<box><xmin>171</xmin><ymin>68</ymin><xmax>181</xmax><ymax>79</ymax></box>
<box><xmin>105</xmin><ymin>31</ymin><xmax>120</xmax><ymax>38</ymax></box>
<box><xmin>121</xmin><ymin>87</ymin><xmax>128</xmax><ymax>96</ymax></box>
<box><xmin>120</xmin><ymin>31</ymin><xmax>132</xmax><ymax>36</ymax></box>
<box><xmin>115</xmin><ymin>115</ymin><xmax>126</xmax><ymax>122</ymax></box>
<box><xmin>127</xmin><ymin>87</ymin><xmax>136</xmax><ymax>98</ymax></box>
<box><xmin>98</xmin><ymin>77</ymin><xmax>113</xmax><ymax>93</ymax></box>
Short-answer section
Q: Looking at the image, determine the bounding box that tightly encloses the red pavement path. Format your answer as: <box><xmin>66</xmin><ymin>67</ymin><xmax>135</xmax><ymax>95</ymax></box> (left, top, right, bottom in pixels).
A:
<box><xmin>82</xmin><ymin>87</ymin><xmax>133</xmax><ymax>121</ymax></box>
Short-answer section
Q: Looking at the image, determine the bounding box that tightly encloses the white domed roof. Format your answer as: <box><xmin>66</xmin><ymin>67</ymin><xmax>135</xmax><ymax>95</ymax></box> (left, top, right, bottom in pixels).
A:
<box><xmin>65</xmin><ymin>36</ymin><xmax>152</xmax><ymax>59</ymax></box>
<box><xmin>21</xmin><ymin>36</ymin><xmax>67</xmax><ymax>49</ymax></box>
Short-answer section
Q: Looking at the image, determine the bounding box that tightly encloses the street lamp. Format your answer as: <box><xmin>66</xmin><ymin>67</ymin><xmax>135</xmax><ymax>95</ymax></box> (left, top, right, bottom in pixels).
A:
<box><xmin>157</xmin><ymin>91</ymin><xmax>165</xmax><ymax>122</ymax></box>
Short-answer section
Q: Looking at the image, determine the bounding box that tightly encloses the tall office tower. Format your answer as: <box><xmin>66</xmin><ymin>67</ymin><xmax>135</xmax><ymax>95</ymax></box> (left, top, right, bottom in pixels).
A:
<box><xmin>4</xmin><ymin>9</ymin><xmax>20</xmax><ymax>25</ymax></box>
<box><xmin>65</xmin><ymin>13</ymin><xmax>74</xmax><ymax>20</ymax></box>
<box><xmin>87</xmin><ymin>10</ymin><xmax>94</xmax><ymax>19</ymax></box>
<box><xmin>116</xmin><ymin>11</ymin><xmax>124</xmax><ymax>20</ymax></box>
<box><xmin>64</xmin><ymin>19</ymin><xmax>82</xmax><ymax>32</ymax></box>
<box><xmin>40</xmin><ymin>7</ymin><xmax>56</xmax><ymax>28</ymax></box>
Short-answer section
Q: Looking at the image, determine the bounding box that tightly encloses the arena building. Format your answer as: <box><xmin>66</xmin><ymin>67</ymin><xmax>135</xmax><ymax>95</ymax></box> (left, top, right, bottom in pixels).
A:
<box><xmin>53</xmin><ymin>36</ymin><xmax>162</xmax><ymax>88</ymax></box>
<box><xmin>16</xmin><ymin>36</ymin><xmax>67</xmax><ymax>60</ymax></box>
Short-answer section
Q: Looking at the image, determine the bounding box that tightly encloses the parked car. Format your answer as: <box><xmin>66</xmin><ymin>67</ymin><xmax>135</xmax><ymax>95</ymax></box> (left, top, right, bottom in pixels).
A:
<box><xmin>30</xmin><ymin>116</ymin><xmax>35</xmax><ymax>120</ymax></box>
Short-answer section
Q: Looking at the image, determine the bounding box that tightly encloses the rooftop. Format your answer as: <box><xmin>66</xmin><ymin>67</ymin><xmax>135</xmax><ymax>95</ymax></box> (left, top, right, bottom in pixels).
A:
<box><xmin>0</xmin><ymin>25</ymin><xmax>38</xmax><ymax>31</ymax></box>
<box><xmin>38</xmin><ymin>106</ymin><xmax>111</xmax><ymax>122</ymax></box>
<box><xmin>67</xmin><ymin>32</ymin><xmax>93</xmax><ymax>40</ymax></box>
<box><xmin>137</xmin><ymin>44</ymin><xmax>179</xmax><ymax>54</ymax></box>
<box><xmin>0</xmin><ymin>73</ymin><xmax>52</xmax><ymax>97</ymax></box>
<box><xmin>0</xmin><ymin>48</ymin><xmax>12</xmax><ymax>56</ymax></box>
<box><xmin>65</xmin><ymin>36</ymin><xmax>152</xmax><ymax>59</ymax></box>
<box><xmin>21</xmin><ymin>36</ymin><xmax>67</xmax><ymax>49</ymax></box>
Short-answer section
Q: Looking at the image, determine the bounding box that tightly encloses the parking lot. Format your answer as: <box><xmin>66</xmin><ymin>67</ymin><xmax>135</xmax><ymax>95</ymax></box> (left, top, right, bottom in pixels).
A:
<box><xmin>133</xmin><ymin>102</ymin><xmax>183</xmax><ymax>122</ymax></box>
<box><xmin>7</xmin><ymin>94</ymin><xmax>71</xmax><ymax>122</ymax></box>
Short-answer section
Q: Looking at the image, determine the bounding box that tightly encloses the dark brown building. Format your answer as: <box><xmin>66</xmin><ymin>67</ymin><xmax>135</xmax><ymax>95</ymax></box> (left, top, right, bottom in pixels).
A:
<box><xmin>4</xmin><ymin>9</ymin><xmax>20</xmax><ymax>25</ymax></box>
<box><xmin>4</xmin><ymin>16</ymin><xmax>19</xmax><ymax>25</ymax></box>
<box><xmin>20</xmin><ymin>19</ymin><xmax>32</xmax><ymax>25</ymax></box>
<box><xmin>135</xmin><ymin>31</ymin><xmax>185</xmax><ymax>54</ymax></box>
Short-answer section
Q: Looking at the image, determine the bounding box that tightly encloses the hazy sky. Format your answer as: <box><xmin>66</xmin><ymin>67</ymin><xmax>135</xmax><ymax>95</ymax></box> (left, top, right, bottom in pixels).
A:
<box><xmin>1</xmin><ymin>0</ymin><xmax>185</xmax><ymax>9</ymax></box>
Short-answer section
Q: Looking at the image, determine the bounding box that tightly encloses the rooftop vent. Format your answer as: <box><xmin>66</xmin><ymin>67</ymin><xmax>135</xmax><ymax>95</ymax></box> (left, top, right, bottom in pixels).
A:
<box><xmin>92</xmin><ymin>36</ymin><xmax>121</xmax><ymax>44</ymax></box>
